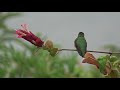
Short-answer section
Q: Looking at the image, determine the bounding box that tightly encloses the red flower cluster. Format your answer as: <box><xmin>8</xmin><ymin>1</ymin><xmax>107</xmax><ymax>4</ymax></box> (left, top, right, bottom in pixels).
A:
<box><xmin>16</xmin><ymin>24</ymin><xmax>44</xmax><ymax>47</ymax></box>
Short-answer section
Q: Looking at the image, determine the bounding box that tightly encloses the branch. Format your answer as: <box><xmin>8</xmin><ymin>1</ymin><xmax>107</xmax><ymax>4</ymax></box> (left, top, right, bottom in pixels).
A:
<box><xmin>58</xmin><ymin>49</ymin><xmax>120</xmax><ymax>55</ymax></box>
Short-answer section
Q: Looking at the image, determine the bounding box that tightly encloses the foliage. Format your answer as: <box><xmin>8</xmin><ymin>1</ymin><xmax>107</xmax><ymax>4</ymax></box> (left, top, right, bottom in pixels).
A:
<box><xmin>101</xmin><ymin>45</ymin><xmax>120</xmax><ymax>77</ymax></box>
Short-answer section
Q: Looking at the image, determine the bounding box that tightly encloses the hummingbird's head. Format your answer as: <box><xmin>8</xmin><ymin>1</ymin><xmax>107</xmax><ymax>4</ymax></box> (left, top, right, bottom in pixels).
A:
<box><xmin>78</xmin><ymin>32</ymin><xmax>84</xmax><ymax>37</ymax></box>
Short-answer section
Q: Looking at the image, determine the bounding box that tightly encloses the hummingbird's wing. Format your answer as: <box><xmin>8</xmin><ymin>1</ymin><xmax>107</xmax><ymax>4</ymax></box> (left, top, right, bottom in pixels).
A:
<box><xmin>79</xmin><ymin>37</ymin><xmax>87</xmax><ymax>56</ymax></box>
<box><xmin>74</xmin><ymin>39</ymin><xmax>84</xmax><ymax>57</ymax></box>
<box><xmin>74</xmin><ymin>37</ymin><xmax>87</xmax><ymax>57</ymax></box>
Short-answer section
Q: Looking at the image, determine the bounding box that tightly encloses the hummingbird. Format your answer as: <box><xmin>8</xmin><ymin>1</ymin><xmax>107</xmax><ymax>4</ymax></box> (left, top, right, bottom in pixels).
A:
<box><xmin>74</xmin><ymin>32</ymin><xmax>87</xmax><ymax>57</ymax></box>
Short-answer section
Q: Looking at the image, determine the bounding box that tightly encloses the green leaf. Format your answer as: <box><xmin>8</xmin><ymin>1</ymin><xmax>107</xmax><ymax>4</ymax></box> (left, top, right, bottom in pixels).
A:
<box><xmin>49</xmin><ymin>48</ymin><xmax>58</xmax><ymax>57</ymax></box>
<box><xmin>110</xmin><ymin>56</ymin><xmax>118</xmax><ymax>62</ymax></box>
<box><xmin>109</xmin><ymin>69</ymin><xmax>119</xmax><ymax>78</ymax></box>
<box><xmin>97</xmin><ymin>56</ymin><xmax>109</xmax><ymax>74</ymax></box>
<box><xmin>113</xmin><ymin>60</ymin><xmax>120</xmax><ymax>67</ymax></box>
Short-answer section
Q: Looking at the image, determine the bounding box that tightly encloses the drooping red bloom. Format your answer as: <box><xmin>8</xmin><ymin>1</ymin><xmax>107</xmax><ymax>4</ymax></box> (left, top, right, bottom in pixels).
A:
<box><xmin>16</xmin><ymin>24</ymin><xmax>44</xmax><ymax>47</ymax></box>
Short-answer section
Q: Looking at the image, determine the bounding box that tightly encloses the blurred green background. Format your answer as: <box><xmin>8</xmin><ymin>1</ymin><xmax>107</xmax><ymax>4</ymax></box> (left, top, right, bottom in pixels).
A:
<box><xmin>0</xmin><ymin>12</ymin><xmax>119</xmax><ymax>78</ymax></box>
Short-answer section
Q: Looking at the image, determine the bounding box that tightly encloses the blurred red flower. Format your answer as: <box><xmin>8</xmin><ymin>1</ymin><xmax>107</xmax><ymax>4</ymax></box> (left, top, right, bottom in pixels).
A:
<box><xmin>16</xmin><ymin>24</ymin><xmax>44</xmax><ymax>47</ymax></box>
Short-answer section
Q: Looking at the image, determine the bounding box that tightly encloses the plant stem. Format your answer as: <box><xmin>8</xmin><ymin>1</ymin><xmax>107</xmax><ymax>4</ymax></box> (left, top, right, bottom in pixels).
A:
<box><xmin>58</xmin><ymin>49</ymin><xmax>120</xmax><ymax>55</ymax></box>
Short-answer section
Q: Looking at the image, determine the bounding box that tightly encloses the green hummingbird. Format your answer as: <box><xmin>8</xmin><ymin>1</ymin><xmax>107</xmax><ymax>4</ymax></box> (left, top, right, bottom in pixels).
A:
<box><xmin>74</xmin><ymin>32</ymin><xmax>87</xmax><ymax>57</ymax></box>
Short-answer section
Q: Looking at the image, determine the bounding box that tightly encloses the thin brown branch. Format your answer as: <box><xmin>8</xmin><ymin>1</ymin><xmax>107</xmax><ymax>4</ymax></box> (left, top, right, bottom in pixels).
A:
<box><xmin>58</xmin><ymin>49</ymin><xmax>120</xmax><ymax>55</ymax></box>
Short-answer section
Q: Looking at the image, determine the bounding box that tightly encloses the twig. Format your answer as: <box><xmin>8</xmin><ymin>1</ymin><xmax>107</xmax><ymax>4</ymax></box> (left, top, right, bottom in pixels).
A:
<box><xmin>58</xmin><ymin>49</ymin><xmax>120</xmax><ymax>55</ymax></box>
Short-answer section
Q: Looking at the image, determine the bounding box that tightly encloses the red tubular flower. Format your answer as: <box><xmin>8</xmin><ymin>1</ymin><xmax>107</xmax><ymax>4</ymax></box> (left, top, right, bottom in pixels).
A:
<box><xmin>16</xmin><ymin>24</ymin><xmax>44</xmax><ymax>47</ymax></box>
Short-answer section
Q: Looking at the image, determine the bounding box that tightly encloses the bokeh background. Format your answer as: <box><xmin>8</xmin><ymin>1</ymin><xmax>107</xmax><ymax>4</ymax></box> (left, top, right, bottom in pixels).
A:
<box><xmin>0</xmin><ymin>12</ymin><xmax>120</xmax><ymax>78</ymax></box>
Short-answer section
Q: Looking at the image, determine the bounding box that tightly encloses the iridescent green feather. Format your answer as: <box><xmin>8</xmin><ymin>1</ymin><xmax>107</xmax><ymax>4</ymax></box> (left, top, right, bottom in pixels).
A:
<box><xmin>74</xmin><ymin>32</ymin><xmax>87</xmax><ymax>57</ymax></box>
